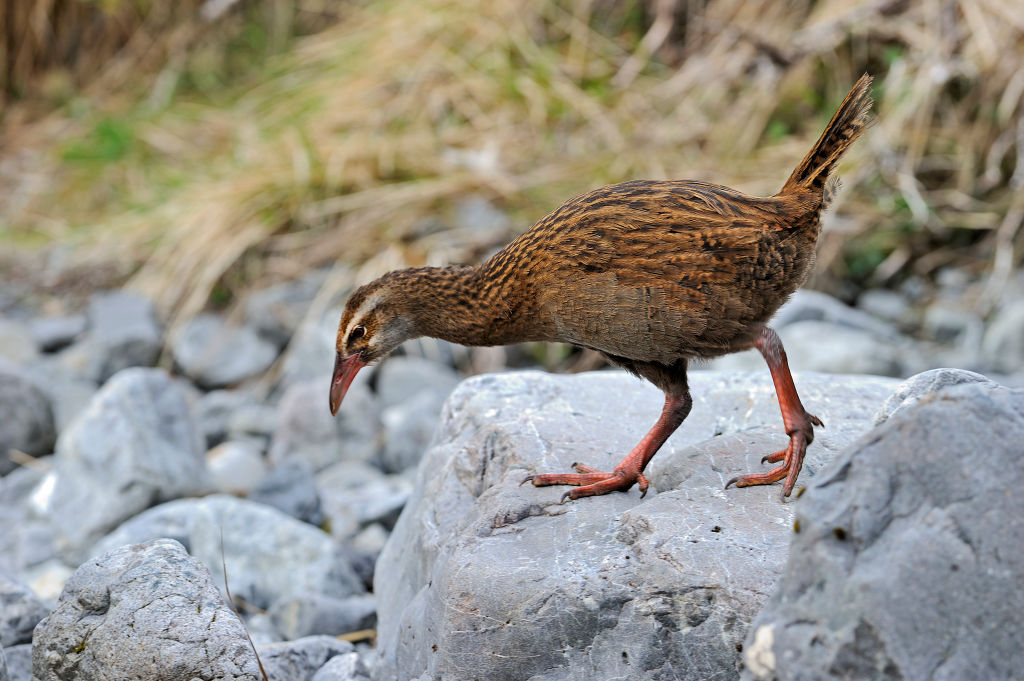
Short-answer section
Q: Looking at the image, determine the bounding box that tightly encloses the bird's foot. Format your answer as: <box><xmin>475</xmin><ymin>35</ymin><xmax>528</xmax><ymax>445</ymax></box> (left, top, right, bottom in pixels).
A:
<box><xmin>523</xmin><ymin>462</ymin><xmax>648</xmax><ymax>502</ymax></box>
<box><xmin>725</xmin><ymin>413</ymin><xmax>822</xmax><ymax>498</ymax></box>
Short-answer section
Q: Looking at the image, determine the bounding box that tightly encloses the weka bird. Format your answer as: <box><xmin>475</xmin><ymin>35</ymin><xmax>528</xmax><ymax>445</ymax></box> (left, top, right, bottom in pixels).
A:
<box><xmin>330</xmin><ymin>75</ymin><xmax>873</xmax><ymax>500</ymax></box>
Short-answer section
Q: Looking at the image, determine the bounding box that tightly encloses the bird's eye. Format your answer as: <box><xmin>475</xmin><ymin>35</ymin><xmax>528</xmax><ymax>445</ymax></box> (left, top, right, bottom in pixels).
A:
<box><xmin>348</xmin><ymin>325</ymin><xmax>366</xmax><ymax>343</ymax></box>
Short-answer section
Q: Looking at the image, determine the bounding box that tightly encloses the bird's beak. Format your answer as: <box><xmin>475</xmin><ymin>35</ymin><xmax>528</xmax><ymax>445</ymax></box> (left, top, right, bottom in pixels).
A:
<box><xmin>329</xmin><ymin>351</ymin><xmax>367</xmax><ymax>416</ymax></box>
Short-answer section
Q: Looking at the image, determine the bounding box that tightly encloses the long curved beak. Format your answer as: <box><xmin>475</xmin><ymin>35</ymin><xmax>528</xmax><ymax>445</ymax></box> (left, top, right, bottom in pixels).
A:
<box><xmin>329</xmin><ymin>351</ymin><xmax>367</xmax><ymax>416</ymax></box>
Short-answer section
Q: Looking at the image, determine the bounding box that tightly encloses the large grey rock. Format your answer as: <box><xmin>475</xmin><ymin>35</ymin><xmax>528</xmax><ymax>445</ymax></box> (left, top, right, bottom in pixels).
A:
<box><xmin>32</xmin><ymin>539</ymin><xmax>262</xmax><ymax>681</ymax></box>
<box><xmin>92</xmin><ymin>495</ymin><xmax>364</xmax><ymax>611</ymax></box>
<box><xmin>84</xmin><ymin>290</ymin><xmax>161</xmax><ymax>383</ymax></box>
<box><xmin>172</xmin><ymin>313</ymin><xmax>278</xmax><ymax>388</ymax></box>
<box><xmin>269</xmin><ymin>378</ymin><xmax>379</xmax><ymax>471</ymax></box>
<box><xmin>257</xmin><ymin>635</ymin><xmax>356</xmax><ymax>681</ymax></box>
<box><xmin>742</xmin><ymin>383</ymin><xmax>1024</xmax><ymax>681</ymax></box>
<box><xmin>375</xmin><ymin>370</ymin><xmax>898</xmax><ymax>681</ymax></box>
<box><xmin>48</xmin><ymin>368</ymin><xmax>211</xmax><ymax>560</ymax></box>
<box><xmin>0</xmin><ymin>572</ymin><xmax>49</xmax><ymax>646</ymax></box>
<box><xmin>0</xmin><ymin>361</ymin><xmax>56</xmax><ymax>475</ymax></box>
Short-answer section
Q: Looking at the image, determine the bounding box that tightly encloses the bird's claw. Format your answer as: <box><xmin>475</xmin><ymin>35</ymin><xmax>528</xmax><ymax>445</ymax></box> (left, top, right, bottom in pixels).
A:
<box><xmin>637</xmin><ymin>472</ymin><xmax>649</xmax><ymax>498</ymax></box>
<box><xmin>725</xmin><ymin>429</ymin><xmax>812</xmax><ymax>497</ymax></box>
<box><xmin>529</xmin><ymin>465</ymin><xmax>648</xmax><ymax>501</ymax></box>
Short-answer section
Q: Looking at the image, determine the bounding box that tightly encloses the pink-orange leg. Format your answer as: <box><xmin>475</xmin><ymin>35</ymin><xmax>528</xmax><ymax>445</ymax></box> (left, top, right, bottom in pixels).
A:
<box><xmin>523</xmin><ymin>393</ymin><xmax>691</xmax><ymax>502</ymax></box>
<box><xmin>726</xmin><ymin>326</ymin><xmax>823</xmax><ymax>497</ymax></box>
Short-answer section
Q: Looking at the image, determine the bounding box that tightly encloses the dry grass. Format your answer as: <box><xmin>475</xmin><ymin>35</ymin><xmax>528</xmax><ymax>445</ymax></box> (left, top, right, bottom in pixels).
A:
<box><xmin>2</xmin><ymin>0</ymin><xmax>1023</xmax><ymax>326</ymax></box>
<box><xmin>1</xmin><ymin>1</ymin><xmax>197</xmax><ymax>101</ymax></box>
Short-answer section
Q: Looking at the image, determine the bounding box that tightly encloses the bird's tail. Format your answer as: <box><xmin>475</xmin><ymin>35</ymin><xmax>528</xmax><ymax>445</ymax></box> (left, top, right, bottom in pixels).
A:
<box><xmin>779</xmin><ymin>74</ymin><xmax>873</xmax><ymax>196</ymax></box>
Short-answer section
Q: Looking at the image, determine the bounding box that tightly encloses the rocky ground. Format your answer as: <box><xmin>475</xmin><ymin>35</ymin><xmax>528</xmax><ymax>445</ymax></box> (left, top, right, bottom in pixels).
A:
<box><xmin>1</xmin><ymin>246</ymin><xmax>1024</xmax><ymax>680</ymax></box>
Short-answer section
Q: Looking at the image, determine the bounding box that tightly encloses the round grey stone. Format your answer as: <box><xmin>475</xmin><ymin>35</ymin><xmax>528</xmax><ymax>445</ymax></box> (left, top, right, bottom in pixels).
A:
<box><xmin>172</xmin><ymin>313</ymin><xmax>278</xmax><ymax>388</ymax></box>
<box><xmin>0</xmin><ymin>361</ymin><xmax>56</xmax><ymax>475</ymax></box>
<box><xmin>32</xmin><ymin>539</ymin><xmax>262</xmax><ymax>681</ymax></box>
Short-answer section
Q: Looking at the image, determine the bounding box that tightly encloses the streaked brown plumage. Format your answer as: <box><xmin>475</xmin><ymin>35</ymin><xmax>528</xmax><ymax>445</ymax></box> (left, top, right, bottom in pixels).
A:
<box><xmin>331</xmin><ymin>75</ymin><xmax>873</xmax><ymax>500</ymax></box>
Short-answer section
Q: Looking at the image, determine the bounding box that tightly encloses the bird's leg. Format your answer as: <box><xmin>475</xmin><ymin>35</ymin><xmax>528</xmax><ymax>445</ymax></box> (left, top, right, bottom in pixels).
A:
<box><xmin>726</xmin><ymin>326</ymin><xmax>823</xmax><ymax>497</ymax></box>
<box><xmin>525</xmin><ymin>392</ymin><xmax>692</xmax><ymax>501</ymax></box>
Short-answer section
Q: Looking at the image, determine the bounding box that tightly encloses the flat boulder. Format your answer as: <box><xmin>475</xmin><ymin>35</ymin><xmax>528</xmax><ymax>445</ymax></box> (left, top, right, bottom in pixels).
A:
<box><xmin>375</xmin><ymin>370</ymin><xmax>898</xmax><ymax>681</ymax></box>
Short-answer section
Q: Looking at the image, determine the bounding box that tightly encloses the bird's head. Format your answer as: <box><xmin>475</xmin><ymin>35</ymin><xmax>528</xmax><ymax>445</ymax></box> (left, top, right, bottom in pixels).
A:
<box><xmin>329</xmin><ymin>278</ymin><xmax>416</xmax><ymax>415</ymax></box>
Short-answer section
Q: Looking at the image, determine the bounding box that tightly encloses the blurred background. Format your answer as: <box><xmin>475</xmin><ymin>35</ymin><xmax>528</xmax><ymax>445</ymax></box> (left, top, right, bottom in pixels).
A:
<box><xmin>1</xmin><ymin>0</ymin><xmax>1023</xmax><ymax>377</ymax></box>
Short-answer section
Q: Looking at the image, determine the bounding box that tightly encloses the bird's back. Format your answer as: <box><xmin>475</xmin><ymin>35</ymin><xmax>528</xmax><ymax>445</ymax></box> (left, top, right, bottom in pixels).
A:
<box><xmin>481</xmin><ymin>179</ymin><xmax>822</xmax><ymax>363</ymax></box>
<box><xmin>476</xmin><ymin>76</ymin><xmax>873</xmax><ymax>363</ymax></box>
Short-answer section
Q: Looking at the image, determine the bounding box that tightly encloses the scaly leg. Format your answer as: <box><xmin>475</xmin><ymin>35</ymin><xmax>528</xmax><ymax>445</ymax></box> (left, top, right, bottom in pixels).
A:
<box><xmin>726</xmin><ymin>326</ymin><xmax>823</xmax><ymax>497</ymax></box>
<box><xmin>524</xmin><ymin>393</ymin><xmax>692</xmax><ymax>501</ymax></box>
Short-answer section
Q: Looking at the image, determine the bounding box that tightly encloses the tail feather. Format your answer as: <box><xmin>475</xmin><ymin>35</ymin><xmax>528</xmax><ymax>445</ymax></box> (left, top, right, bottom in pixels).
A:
<box><xmin>780</xmin><ymin>74</ymin><xmax>873</xmax><ymax>196</ymax></box>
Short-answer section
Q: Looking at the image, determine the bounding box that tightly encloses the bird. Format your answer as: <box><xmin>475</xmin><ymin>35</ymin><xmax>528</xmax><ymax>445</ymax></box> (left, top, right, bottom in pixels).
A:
<box><xmin>329</xmin><ymin>75</ymin><xmax>873</xmax><ymax>501</ymax></box>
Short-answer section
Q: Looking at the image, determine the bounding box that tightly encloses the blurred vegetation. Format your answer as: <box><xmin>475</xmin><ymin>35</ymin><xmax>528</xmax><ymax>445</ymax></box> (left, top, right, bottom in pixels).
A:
<box><xmin>1</xmin><ymin>0</ymin><xmax>1022</xmax><ymax>328</ymax></box>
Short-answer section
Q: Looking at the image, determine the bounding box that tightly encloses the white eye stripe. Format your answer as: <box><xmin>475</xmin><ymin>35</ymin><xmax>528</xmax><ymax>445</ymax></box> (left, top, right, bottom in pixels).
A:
<box><xmin>344</xmin><ymin>292</ymin><xmax>383</xmax><ymax>342</ymax></box>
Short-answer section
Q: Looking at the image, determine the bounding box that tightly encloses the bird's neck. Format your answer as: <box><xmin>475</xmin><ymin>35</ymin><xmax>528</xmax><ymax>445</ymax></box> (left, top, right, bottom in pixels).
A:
<box><xmin>383</xmin><ymin>265</ymin><xmax>535</xmax><ymax>347</ymax></box>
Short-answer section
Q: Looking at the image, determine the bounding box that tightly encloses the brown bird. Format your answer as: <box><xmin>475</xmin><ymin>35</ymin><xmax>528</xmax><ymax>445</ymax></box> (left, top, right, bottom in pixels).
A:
<box><xmin>330</xmin><ymin>75</ymin><xmax>873</xmax><ymax>501</ymax></box>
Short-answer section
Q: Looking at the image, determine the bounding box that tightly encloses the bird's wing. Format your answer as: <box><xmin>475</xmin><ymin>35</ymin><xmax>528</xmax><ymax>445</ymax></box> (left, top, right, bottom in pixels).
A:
<box><xmin>534</xmin><ymin>182</ymin><xmax>771</xmax><ymax>361</ymax></box>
